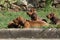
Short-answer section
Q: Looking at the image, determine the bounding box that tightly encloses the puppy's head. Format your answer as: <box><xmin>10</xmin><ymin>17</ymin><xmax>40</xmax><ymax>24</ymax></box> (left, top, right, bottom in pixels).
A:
<box><xmin>27</xmin><ymin>8</ymin><xmax>36</xmax><ymax>16</ymax></box>
<box><xmin>46</xmin><ymin>13</ymin><xmax>55</xmax><ymax>19</ymax></box>
<box><xmin>15</xmin><ymin>16</ymin><xmax>26</xmax><ymax>26</ymax></box>
<box><xmin>30</xmin><ymin>7</ymin><xmax>36</xmax><ymax>12</ymax></box>
<box><xmin>31</xmin><ymin>13</ymin><xmax>37</xmax><ymax>21</ymax></box>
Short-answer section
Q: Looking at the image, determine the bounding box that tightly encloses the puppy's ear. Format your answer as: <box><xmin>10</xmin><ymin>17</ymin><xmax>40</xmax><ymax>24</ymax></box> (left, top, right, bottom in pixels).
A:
<box><xmin>13</xmin><ymin>19</ymin><xmax>18</xmax><ymax>23</ymax></box>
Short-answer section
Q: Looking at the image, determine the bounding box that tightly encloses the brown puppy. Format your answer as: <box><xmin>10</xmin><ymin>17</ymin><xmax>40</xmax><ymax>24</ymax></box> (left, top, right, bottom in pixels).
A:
<box><xmin>46</xmin><ymin>13</ymin><xmax>60</xmax><ymax>25</ymax></box>
<box><xmin>27</xmin><ymin>8</ymin><xmax>41</xmax><ymax>21</ymax></box>
<box><xmin>8</xmin><ymin>21</ymin><xmax>20</xmax><ymax>28</ymax></box>
<box><xmin>15</xmin><ymin>16</ymin><xmax>49</xmax><ymax>28</ymax></box>
<box><xmin>12</xmin><ymin>16</ymin><xmax>30</xmax><ymax>28</ymax></box>
<box><xmin>26</xmin><ymin>20</ymin><xmax>49</xmax><ymax>28</ymax></box>
<box><xmin>27</xmin><ymin>8</ymin><xmax>47</xmax><ymax>22</ymax></box>
<box><xmin>8</xmin><ymin>17</ymin><xmax>21</xmax><ymax>28</ymax></box>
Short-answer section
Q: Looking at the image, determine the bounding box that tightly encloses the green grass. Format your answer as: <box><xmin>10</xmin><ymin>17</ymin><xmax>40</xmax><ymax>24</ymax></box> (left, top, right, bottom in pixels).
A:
<box><xmin>0</xmin><ymin>8</ymin><xmax>60</xmax><ymax>28</ymax></box>
<box><xmin>0</xmin><ymin>11</ymin><xmax>31</xmax><ymax>28</ymax></box>
<box><xmin>0</xmin><ymin>0</ymin><xmax>60</xmax><ymax>28</ymax></box>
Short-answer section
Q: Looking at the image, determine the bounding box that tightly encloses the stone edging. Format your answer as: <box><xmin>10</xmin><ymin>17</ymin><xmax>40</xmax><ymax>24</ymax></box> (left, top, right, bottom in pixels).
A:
<box><xmin>0</xmin><ymin>28</ymin><xmax>60</xmax><ymax>38</ymax></box>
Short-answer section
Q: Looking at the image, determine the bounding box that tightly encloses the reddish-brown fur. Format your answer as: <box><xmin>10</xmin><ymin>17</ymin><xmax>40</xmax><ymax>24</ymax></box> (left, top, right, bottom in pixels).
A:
<box><xmin>27</xmin><ymin>8</ymin><xmax>41</xmax><ymax>21</ymax></box>
<box><xmin>46</xmin><ymin>13</ymin><xmax>60</xmax><ymax>25</ymax></box>
<box><xmin>8</xmin><ymin>17</ymin><xmax>21</xmax><ymax>28</ymax></box>
<box><xmin>14</xmin><ymin>16</ymin><xmax>49</xmax><ymax>28</ymax></box>
<box><xmin>27</xmin><ymin>8</ymin><xmax>47</xmax><ymax>22</ymax></box>
<box><xmin>8</xmin><ymin>21</ymin><xmax>20</xmax><ymax>28</ymax></box>
<box><xmin>8</xmin><ymin>16</ymin><xmax>49</xmax><ymax>28</ymax></box>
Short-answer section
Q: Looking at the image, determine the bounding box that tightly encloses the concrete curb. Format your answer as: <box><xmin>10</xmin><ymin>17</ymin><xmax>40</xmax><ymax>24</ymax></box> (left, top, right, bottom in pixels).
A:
<box><xmin>0</xmin><ymin>28</ymin><xmax>60</xmax><ymax>38</ymax></box>
<box><xmin>0</xmin><ymin>38</ymin><xmax>60</xmax><ymax>40</ymax></box>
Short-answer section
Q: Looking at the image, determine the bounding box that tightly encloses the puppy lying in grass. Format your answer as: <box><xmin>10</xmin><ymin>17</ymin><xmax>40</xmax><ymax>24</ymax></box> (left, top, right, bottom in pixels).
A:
<box><xmin>46</xmin><ymin>13</ymin><xmax>60</xmax><ymax>25</ymax></box>
<box><xmin>8</xmin><ymin>17</ymin><xmax>21</xmax><ymax>28</ymax></box>
<box><xmin>11</xmin><ymin>16</ymin><xmax>49</xmax><ymax>28</ymax></box>
<box><xmin>8</xmin><ymin>21</ymin><xmax>20</xmax><ymax>28</ymax></box>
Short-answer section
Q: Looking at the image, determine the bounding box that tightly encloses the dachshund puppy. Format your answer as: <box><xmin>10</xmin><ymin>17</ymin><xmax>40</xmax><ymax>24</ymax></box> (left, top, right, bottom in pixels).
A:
<box><xmin>46</xmin><ymin>13</ymin><xmax>60</xmax><ymax>25</ymax></box>
<box><xmin>12</xmin><ymin>16</ymin><xmax>30</xmax><ymax>28</ymax></box>
<box><xmin>27</xmin><ymin>8</ymin><xmax>41</xmax><ymax>21</ymax></box>
<box><xmin>7</xmin><ymin>17</ymin><xmax>21</xmax><ymax>28</ymax></box>
<box><xmin>27</xmin><ymin>8</ymin><xmax>47</xmax><ymax>22</ymax></box>
<box><xmin>15</xmin><ymin>16</ymin><xmax>49</xmax><ymax>28</ymax></box>
<box><xmin>8</xmin><ymin>21</ymin><xmax>20</xmax><ymax>28</ymax></box>
<box><xmin>26</xmin><ymin>20</ymin><xmax>49</xmax><ymax>28</ymax></box>
<box><xmin>8</xmin><ymin>16</ymin><xmax>49</xmax><ymax>28</ymax></box>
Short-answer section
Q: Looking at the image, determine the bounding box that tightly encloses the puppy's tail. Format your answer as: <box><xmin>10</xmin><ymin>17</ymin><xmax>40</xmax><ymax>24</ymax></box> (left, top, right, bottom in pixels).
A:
<box><xmin>45</xmin><ymin>23</ymin><xmax>49</xmax><ymax>26</ymax></box>
<box><xmin>43</xmin><ymin>22</ymin><xmax>49</xmax><ymax>26</ymax></box>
